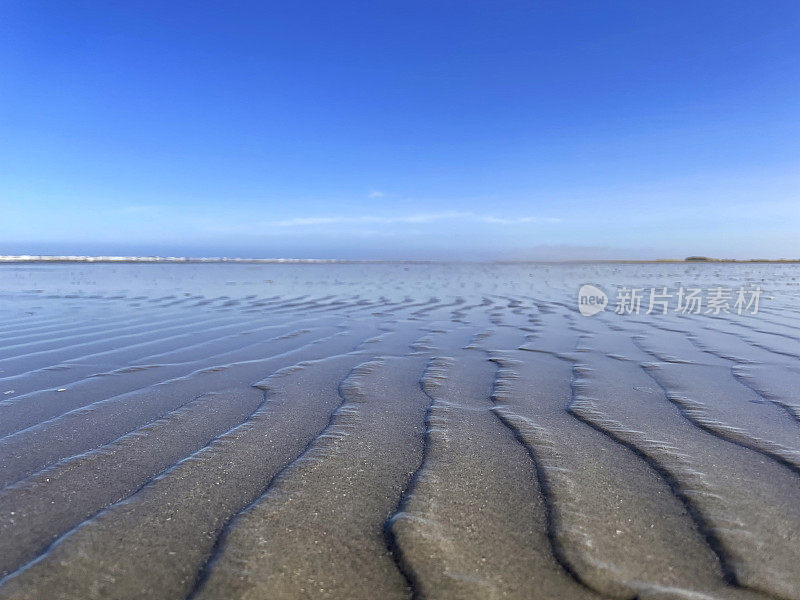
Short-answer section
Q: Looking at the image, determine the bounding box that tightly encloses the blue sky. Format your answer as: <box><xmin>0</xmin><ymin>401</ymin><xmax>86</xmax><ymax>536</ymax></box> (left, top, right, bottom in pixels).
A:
<box><xmin>1</xmin><ymin>1</ymin><xmax>798</xmax><ymax>259</ymax></box>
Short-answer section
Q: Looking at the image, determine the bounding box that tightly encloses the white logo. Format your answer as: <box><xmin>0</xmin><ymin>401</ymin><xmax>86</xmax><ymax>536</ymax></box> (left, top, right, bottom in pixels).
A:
<box><xmin>577</xmin><ymin>284</ymin><xmax>608</xmax><ymax>316</ymax></box>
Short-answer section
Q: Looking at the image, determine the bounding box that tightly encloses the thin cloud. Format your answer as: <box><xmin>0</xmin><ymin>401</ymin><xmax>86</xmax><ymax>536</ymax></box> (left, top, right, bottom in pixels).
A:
<box><xmin>267</xmin><ymin>212</ymin><xmax>472</xmax><ymax>227</ymax></box>
<box><xmin>477</xmin><ymin>216</ymin><xmax>563</xmax><ymax>224</ymax></box>
<box><xmin>367</xmin><ymin>190</ymin><xmax>385</xmax><ymax>198</ymax></box>
<box><xmin>203</xmin><ymin>212</ymin><xmax>562</xmax><ymax>234</ymax></box>
<box><xmin>266</xmin><ymin>212</ymin><xmax>562</xmax><ymax>227</ymax></box>
<box><xmin>116</xmin><ymin>204</ymin><xmax>166</xmax><ymax>214</ymax></box>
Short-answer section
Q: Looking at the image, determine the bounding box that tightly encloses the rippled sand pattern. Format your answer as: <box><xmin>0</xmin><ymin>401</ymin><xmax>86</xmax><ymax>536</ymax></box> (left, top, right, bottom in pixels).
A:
<box><xmin>0</xmin><ymin>262</ymin><xmax>799</xmax><ymax>600</ymax></box>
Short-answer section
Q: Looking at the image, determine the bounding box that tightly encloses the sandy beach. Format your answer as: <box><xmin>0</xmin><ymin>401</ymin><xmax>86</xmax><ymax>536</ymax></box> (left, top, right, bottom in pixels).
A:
<box><xmin>1</xmin><ymin>262</ymin><xmax>799</xmax><ymax>600</ymax></box>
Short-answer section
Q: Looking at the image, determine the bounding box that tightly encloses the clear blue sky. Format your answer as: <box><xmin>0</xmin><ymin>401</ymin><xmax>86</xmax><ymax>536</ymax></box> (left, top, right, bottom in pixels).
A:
<box><xmin>1</xmin><ymin>1</ymin><xmax>798</xmax><ymax>259</ymax></box>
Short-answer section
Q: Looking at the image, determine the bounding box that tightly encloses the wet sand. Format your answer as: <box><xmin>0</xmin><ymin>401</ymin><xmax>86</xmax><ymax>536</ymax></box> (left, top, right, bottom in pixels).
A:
<box><xmin>0</xmin><ymin>262</ymin><xmax>799</xmax><ymax>599</ymax></box>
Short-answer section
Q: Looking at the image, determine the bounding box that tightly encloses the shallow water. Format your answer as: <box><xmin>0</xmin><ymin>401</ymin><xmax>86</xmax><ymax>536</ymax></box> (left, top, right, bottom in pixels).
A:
<box><xmin>0</xmin><ymin>263</ymin><xmax>798</xmax><ymax>599</ymax></box>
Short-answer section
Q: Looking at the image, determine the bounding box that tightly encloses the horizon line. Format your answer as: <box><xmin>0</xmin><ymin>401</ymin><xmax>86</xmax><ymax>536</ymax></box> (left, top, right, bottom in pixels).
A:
<box><xmin>1</xmin><ymin>255</ymin><xmax>799</xmax><ymax>265</ymax></box>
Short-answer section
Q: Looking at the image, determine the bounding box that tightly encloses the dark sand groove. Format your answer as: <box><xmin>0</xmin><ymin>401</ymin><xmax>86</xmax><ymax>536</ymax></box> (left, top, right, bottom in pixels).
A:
<box><xmin>2</xmin><ymin>318</ymin><xmax>325</xmax><ymax>403</ymax></box>
<box><xmin>250</xmin><ymin>296</ymin><xmax>337</xmax><ymax>314</ymax></box>
<box><xmin>388</xmin><ymin>348</ymin><xmax>599</xmax><ymax>599</ymax></box>
<box><xmin>481</xmin><ymin>313</ymin><xmax>759</xmax><ymax>600</ymax></box>
<box><xmin>1</xmin><ymin>264</ymin><xmax>800</xmax><ymax>599</ymax></box>
<box><xmin>741</xmin><ymin>313</ymin><xmax>800</xmax><ymax>335</ymax></box>
<box><xmin>0</xmin><ymin>314</ymin><xmax>124</xmax><ymax>336</ymax></box>
<box><xmin>450</xmin><ymin>296</ymin><xmax>492</xmax><ymax>322</ymax></box>
<box><xmin>191</xmin><ymin>351</ymin><xmax>433</xmax><ymax>600</ymax></box>
<box><xmin>0</xmin><ymin>321</ymin><xmax>329</xmax><ymax>436</ymax></box>
<box><xmin>0</xmin><ymin>326</ymin><xmax>348</xmax><ymax>487</ymax></box>
<box><xmin>410</xmin><ymin>297</ymin><xmax>465</xmax><ymax>318</ymax></box>
<box><xmin>570</xmin><ymin>321</ymin><xmax>800</xmax><ymax>599</ymax></box>
<box><xmin>0</xmin><ymin>362</ymin><xmax>157</xmax><ymax>399</ymax></box>
<box><xmin>0</xmin><ymin>323</ymin><xmax>413</xmax><ymax>600</ymax></box>
<box><xmin>0</xmin><ymin>312</ymin><xmax>201</xmax><ymax>346</ymax></box>
<box><xmin>659</xmin><ymin>324</ymin><xmax>800</xmax><ymax>424</ymax></box>
<box><xmin>0</xmin><ymin>311</ymin><xmax>294</xmax><ymax>379</ymax></box>
<box><xmin>0</xmin><ymin>387</ymin><xmax>265</xmax><ymax>577</ymax></box>
<box><xmin>732</xmin><ymin>363</ymin><xmax>800</xmax><ymax>423</ymax></box>
<box><xmin>380</xmin><ymin>297</ymin><xmax>441</xmax><ymax>314</ymax></box>
<box><xmin>0</xmin><ymin>314</ymin><xmax>75</xmax><ymax>330</ymax></box>
<box><xmin>0</xmin><ymin>293</ymin><xmax>343</xmax><ymax>353</ymax></box>
<box><xmin>0</xmin><ymin>308</ymin><xmax>293</xmax><ymax>355</ymax></box>
<box><xmin>719</xmin><ymin>322</ymin><xmax>800</xmax><ymax>361</ymax></box>
<box><xmin>0</xmin><ymin>299</ymin><xmax>250</xmax><ymax>341</ymax></box>
<box><xmin>120</xmin><ymin>316</ymin><xmax>328</xmax><ymax>365</ymax></box>
<box><xmin>239</xmin><ymin>294</ymin><xmax>308</xmax><ymax>309</ymax></box>
<box><xmin>630</xmin><ymin>328</ymin><xmax>800</xmax><ymax>475</ymax></box>
<box><xmin>0</xmin><ymin>307</ymin><xmax>239</xmax><ymax>353</ymax></box>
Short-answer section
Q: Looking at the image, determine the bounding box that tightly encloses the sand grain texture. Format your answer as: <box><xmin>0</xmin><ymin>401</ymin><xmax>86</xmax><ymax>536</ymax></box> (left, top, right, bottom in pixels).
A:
<box><xmin>0</xmin><ymin>262</ymin><xmax>798</xmax><ymax>600</ymax></box>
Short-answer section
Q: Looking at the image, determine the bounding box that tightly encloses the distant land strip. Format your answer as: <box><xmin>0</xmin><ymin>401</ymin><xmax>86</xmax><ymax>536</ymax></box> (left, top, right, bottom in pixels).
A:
<box><xmin>1</xmin><ymin>255</ymin><xmax>799</xmax><ymax>264</ymax></box>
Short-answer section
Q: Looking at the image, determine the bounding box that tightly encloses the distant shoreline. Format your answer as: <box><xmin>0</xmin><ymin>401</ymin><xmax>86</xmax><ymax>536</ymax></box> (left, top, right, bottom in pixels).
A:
<box><xmin>1</xmin><ymin>255</ymin><xmax>799</xmax><ymax>265</ymax></box>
